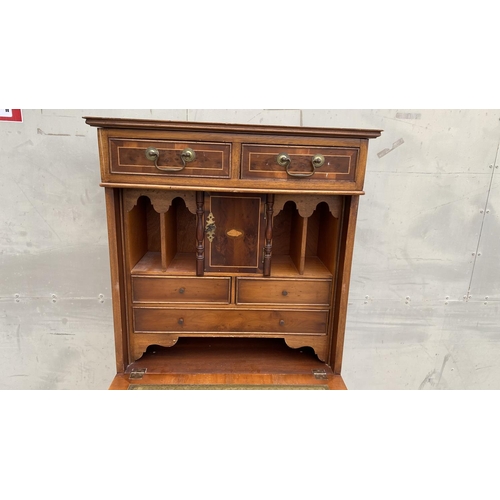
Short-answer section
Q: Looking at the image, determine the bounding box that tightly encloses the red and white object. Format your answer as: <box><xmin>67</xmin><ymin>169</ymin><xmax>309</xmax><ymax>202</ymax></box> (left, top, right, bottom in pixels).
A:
<box><xmin>0</xmin><ymin>109</ymin><xmax>23</xmax><ymax>122</ymax></box>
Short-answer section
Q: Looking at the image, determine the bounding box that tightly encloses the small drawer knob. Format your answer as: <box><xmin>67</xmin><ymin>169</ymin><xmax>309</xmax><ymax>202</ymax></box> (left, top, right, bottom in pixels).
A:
<box><xmin>279</xmin><ymin>319</ymin><xmax>285</xmax><ymax>326</ymax></box>
<box><xmin>178</xmin><ymin>318</ymin><xmax>184</xmax><ymax>326</ymax></box>
<box><xmin>282</xmin><ymin>290</ymin><xmax>288</xmax><ymax>296</ymax></box>
<box><xmin>179</xmin><ymin>287</ymin><xmax>185</xmax><ymax>294</ymax></box>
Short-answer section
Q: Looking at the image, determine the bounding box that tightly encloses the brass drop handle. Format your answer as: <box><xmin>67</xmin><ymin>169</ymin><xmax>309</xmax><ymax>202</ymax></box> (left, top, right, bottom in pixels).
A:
<box><xmin>277</xmin><ymin>152</ymin><xmax>325</xmax><ymax>177</ymax></box>
<box><xmin>145</xmin><ymin>147</ymin><xmax>196</xmax><ymax>172</ymax></box>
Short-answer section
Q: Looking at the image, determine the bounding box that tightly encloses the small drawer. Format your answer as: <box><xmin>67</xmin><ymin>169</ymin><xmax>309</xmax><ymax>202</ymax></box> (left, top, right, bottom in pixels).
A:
<box><xmin>109</xmin><ymin>139</ymin><xmax>231</xmax><ymax>178</ymax></box>
<box><xmin>241</xmin><ymin>144</ymin><xmax>358</xmax><ymax>182</ymax></box>
<box><xmin>236</xmin><ymin>278</ymin><xmax>331</xmax><ymax>306</ymax></box>
<box><xmin>132</xmin><ymin>277</ymin><xmax>231</xmax><ymax>304</ymax></box>
<box><xmin>133</xmin><ymin>308</ymin><xmax>328</xmax><ymax>334</ymax></box>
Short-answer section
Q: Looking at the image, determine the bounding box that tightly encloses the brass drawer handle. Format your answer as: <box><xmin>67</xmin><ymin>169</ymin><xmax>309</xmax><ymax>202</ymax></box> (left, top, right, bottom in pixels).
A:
<box><xmin>145</xmin><ymin>147</ymin><xmax>196</xmax><ymax>172</ymax></box>
<box><xmin>277</xmin><ymin>152</ymin><xmax>325</xmax><ymax>178</ymax></box>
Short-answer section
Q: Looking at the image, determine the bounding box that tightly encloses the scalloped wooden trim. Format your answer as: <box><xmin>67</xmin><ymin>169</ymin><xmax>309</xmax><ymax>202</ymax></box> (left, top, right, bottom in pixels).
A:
<box><xmin>131</xmin><ymin>336</ymin><xmax>179</xmax><ymax>362</ymax></box>
<box><xmin>123</xmin><ymin>189</ymin><xmax>197</xmax><ymax>214</ymax></box>
<box><xmin>284</xmin><ymin>336</ymin><xmax>329</xmax><ymax>363</ymax></box>
<box><xmin>273</xmin><ymin>194</ymin><xmax>342</xmax><ymax>219</ymax></box>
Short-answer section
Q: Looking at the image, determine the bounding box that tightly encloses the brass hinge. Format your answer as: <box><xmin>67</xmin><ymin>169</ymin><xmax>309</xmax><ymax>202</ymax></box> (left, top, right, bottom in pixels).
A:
<box><xmin>129</xmin><ymin>368</ymin><xmax>147</xmax><ymax>380</ymax></box>
<box><xmin>312</xmin><ymin>369</ymin><xmax>328</xmax><ymax>380</ymax></box>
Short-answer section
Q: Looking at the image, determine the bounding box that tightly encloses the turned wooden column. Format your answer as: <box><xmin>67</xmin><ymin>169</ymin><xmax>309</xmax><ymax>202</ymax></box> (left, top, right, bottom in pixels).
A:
<box><xmin>196</xmin><ymin>191</ymin><xmax>205</xmax><ymax>276</ymax></box>
<box><xmin>263</xmin><ymin>194</ymin><xmax>274</xmax><ymax>276</ymax></box>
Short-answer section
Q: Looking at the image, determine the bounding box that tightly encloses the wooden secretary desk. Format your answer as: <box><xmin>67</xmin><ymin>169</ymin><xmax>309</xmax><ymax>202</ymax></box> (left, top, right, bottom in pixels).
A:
<box><xmin>85</xmin><ymin>117</ymin><xmax>381</xmax><ymax>389</ymax></box>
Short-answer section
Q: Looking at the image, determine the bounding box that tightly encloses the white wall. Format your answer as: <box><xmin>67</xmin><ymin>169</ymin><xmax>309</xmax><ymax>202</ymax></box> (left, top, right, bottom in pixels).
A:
<box><xmin>1</xmin><ymin>109</ymin><xmax>498</xmax><ymax>389</ymax></box>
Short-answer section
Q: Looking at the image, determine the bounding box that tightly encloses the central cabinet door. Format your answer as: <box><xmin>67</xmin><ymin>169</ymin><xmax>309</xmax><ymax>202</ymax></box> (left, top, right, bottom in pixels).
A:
<box><xmin>205</xmin><ymin>193</ymin><xmax>266</xmax><ymax>273</ymax></box>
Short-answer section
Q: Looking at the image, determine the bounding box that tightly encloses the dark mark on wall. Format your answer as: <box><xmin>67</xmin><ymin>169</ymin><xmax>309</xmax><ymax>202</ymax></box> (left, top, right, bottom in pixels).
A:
<box><xmin>16</xmin><ymin>324</ymin><xmax>21</xmax><ymax>351</ymax></box>
<box><xmin>37</xmin><ymin>128</ymin><xmax>71</xmax><ymax>137</ymax></box>
<box><xmin>419</xmin><ymin>353</ymin><xmax>451</xmax><ymax>389</ymax></box>
<box><xmin>396</xmin><ymin>113</ymin><xmax>421</xmax><ymax>119</ymax></box>
<box><xmin>14</xmin><ymin>139</ymin><xmax>34</xmax><ymax>149</ymax></box>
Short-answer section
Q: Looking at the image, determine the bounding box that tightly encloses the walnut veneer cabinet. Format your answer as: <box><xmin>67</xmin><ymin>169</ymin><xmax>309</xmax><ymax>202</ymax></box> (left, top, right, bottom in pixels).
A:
<box><xmin>85</xmin><ymin>117</ymin><xmax>381</xmax><ymax>389</ymax></box>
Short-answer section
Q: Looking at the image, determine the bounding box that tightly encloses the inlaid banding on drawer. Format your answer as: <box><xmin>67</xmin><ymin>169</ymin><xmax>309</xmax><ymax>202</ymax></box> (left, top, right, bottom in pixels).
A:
<box><xmin>133</xmin><ymin>308</ymin><xmax>328</xmax><ymax>334</ymax></box>
<box><xmin>110</xmin><ymin>139</ymin><xmax>231</xmax><ymax>178</ymax></box>
<box><xmin>132</xmin><ymin>277</ymin><xmax>231</xmax><ymax>304</ymax></box>
<box><xmin>236</xmin><ymin>278</ymin><xmax>331</xmax><ymax>306</ymax></box>
<box><xmin>241</xmin><ymin>144</ymin><xmax>358</xmax><ymax>181</ymax></box>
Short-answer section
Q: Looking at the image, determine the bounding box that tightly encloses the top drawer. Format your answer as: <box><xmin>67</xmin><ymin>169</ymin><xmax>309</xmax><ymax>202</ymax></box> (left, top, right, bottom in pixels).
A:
<box><xmin>241</xmin><ymin>144</ymin><xmax>358</xmax><ymax>182</ymax></box>
<box><xmin>109</xmin><ymin>139</ymin><xmax>231</xmax><ymax>179</ymax></box>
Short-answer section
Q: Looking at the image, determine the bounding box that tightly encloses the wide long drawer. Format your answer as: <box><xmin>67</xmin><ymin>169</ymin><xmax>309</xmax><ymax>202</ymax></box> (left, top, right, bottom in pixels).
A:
<box><xmin>133</xmin><ymin>308</ymin><xmax>328</xmax><ymax>334</ymax></box>
<box><xmin>241</xmin><ymin>144</ymin><xmax>358</xmax><ymax>182</ymax></box>
<box><xmin>132</xmin><ymin>276</ymin><xmax>231</xmax><ymax>304</ymax></box>
<box><xmin>236</xmin><ymin>278</ymin><xmax>331</xmax><ymax>306</ymax></box>
<box><xmin>109</xmin><ymin>139</ymin><xmax>231</xmax><ymax>178</ymax></box>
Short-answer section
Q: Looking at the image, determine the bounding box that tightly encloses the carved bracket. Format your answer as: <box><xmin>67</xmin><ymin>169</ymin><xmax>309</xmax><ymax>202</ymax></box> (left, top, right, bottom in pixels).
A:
<box><xmin>123</xmin><ymin>189</ymin><xmax>198</xmax><ymax>215</ymax></box>
<box><xmin>131</xmin><ymin>337</ymin><xmax>179</xmax><ymax>363</ymax></box>
<box><xmin>283</xmin><ymin>336</ymin><xmax>329</xmax><ymax>363</ymax></box>
<box><xmin>273</xmin><ymin>195</ymin><xmax>342</xmax><ymax>219</ymax></box>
